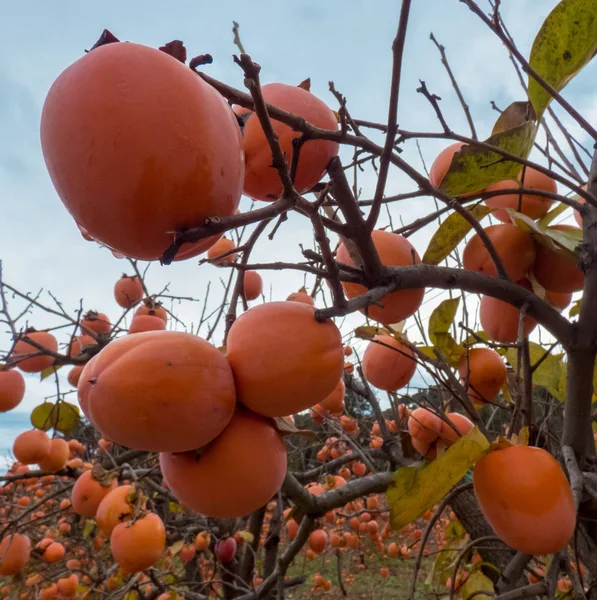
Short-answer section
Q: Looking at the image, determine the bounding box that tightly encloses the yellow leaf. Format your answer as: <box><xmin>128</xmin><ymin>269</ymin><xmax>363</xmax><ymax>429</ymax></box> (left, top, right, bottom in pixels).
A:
<box><xmin>460</xmin><ymin>569</ymin><xmax>495</xmax><ymax>600</ymax></box>
<box><xmin>569</xmin><ymin>299</ymin><xmax>581</xmax><ymax>318</ymax></box>
<box><xmin>169</xmin><ymin>540</ymin><xmax>185</xmax><ymax>555</ymax></box>
<box><xmin>510</xmin><ymin>426</ymin><xmax>529</xmax><ymax>447</ymax></box>
<box><xmin>491</xmin><ymin>101</ymin><xmax>536</xmax><ymax>135</ymax></box>
<box><xmin>40</xmin><ymin>365</ymin><xmax>62</xmax><ymax>381</ymax></box>
<box><xmin>505</xmin><ymin>342</ymin><xmax>561</xmax><ymax>398</ymax></box>
<box><xmin>237</xmin><ymin>530</ymin><xmax>255</xmax><ymax>543</ymax></box>
<box><xmin>387</xmin><ymin>427</ymin><xmax>490</xmax><ymax>529</ymax></box>
<box><xmin>423</xmin><ymin>205</ymin><xmax>492</xmax><ymax>265</ymax></box>
<box><xmin>30</xmin><ymin>402</ymin><xmax>57</xmax><ymax>431</ymax></box>
<box><xmin>428</xmin><ymin>298</ymin><xmax>465</xmax><ymax>366</ymax></box>
<box><xmin>168</xmin><ymin>502</ymin><xmax>185</xmax><ymax>514</ymax></box>
<box><xmin>354</xmin><ymin>325</ymin><xmax>389</xmax><ymax>340</ymax></box>
<box><xmin>82</xmin><ymin>520</ymin><xmax>95</xmax><ymax>539</ymax></box>
<box><xmin>53</xmin><ymin>402</ymin><xmax>80</xmax><ymax>433</ymax></box>
<box><xmin>538</xmin><ymin>201</ymin><xmax>569</xmax><ymax>227</ymax></box>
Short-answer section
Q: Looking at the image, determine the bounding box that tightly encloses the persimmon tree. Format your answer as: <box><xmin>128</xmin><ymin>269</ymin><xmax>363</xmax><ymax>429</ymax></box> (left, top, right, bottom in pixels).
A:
<box><xmin>2</xmin><ymin>0</ymin><xmax>597</xmax><ymax>599</ymax></box>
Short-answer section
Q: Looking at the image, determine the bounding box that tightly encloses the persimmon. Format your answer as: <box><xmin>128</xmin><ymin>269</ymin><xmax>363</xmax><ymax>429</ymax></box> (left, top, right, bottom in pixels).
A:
<box><xmin>11</xmin><ymin>329</ymin><xmax>57</xmax><ymax>373</ymax></box>
<box><xmin>308</xmin><ymin>529</ymin><xmax>328</xmax><ymax>554</ymax></box>
<box><xmin>67</xmin><ymin>365</ymin><xmax>84</xmax><ymax>387</ymax></box>
<box><xmin>530</xmin><ymin>225</ymin><xmax>584</xmax><ymax>293</ymax></box>
<box><xmin>473</xmin><ymin>446</ymin><xmax>575</xmax><ymax>555</ymax></box>
<box><xmin>160</xmin><ymin>409</ymin><xmax>287</xmax><ymax>518</ymax></box>
<box><xmin>135</xmin><ymin>299</ymin><xmax>168</xmax><ymax>323</ymax></box>
<box><xmin>479</xmin><ymin>279</ymin><xmax>537</xmax><ymax>343</ymax></box>
<box><xmin>438</xmin><ymin>413</ymin><xmax>474</xmax><ymax>444</ymax></box>
<box><xmin>41</xmin><ymin>41</ymin><xmax>244</xmax><ymax>261</ymax></box>
<box><xmin>226</xmin><ymin>301</ymin><xmax>343</xmax><ymax>417</ymax></box>
<box><xmin>81</xmin><ymin>311</ymin><xmax>111</xmax><ymax>335</ymax></box>
<box><xmin>429</xmin><ymin>142</ymin><xmax>467</xmax><ymax>189</ymax></box>
<box><xmin>43</xmin><ymin>541</ymin><xmax>65</xmax><ymax>563</ymax></box>
<box><xmin>287</xmin><ymin>519</ymin><xmax>299</xmax><ymax>541</ymax></box>
<box><xmin>286</xmin><ymin>288</ymin><xmax>315</xmax><ymax>305</ymax></box>
<box><xmin>38</xmin><ymin>438</ymin><xmax>69</xmax><ymax>473</ymax></box>
<box><xmin>0</xmin><ymin>368</ymin><xmax>25</xmax><ymax>412</ymax></box>
<box><xmin>96</xmin><ymin>485</ymin><xmax>137</xmax><ymax>535</ymax></box>
<box><xmin>546</xmin><ymin>289</ymin><xmax>573</xmax><ymax>311</ymax></box>
<box><xmin>484</xmin><ymin>167</ymin><xmax>556</xmax><ymax>222</ymax></box>
<box><xmin>380</xmin><ymin>567</ymin><xmax>390</xmax><ymax>579</ymax></box>
<box><xmin>57</xmin><ymin>574</ymin><xmax>78</xmax><ymax>597</ymax></box>
<box><xmin>362</xmin><ymin>335</ymin><xmax>417</xmax><ymax>392</ymax></box>
<box><xmin>128</xmin><ymin>314</ymin><xmax>167</xmax><ymax>334</ymax></box>
<box><xmin>195</xmin><ymin>531</ymin><xmax>211</xmax><ymax>552</ymax></box>
<box><xmin>207</xmin><ymin>237</ymin><xmax>237</xmax><ymax>265</ymax></box>
<box><xmin>77</xmin><ymin>330</ymin><xmax>236</xmax><ymax>452</ymax></box>
<box><xmin>114</xmin><ymin>275</ymin><xmax>144</xmax><ymax>308</ymax></box>
<box><xmin>71</xmin><ymin>470</ymin><xmax>118</xmax><ymax>517</ymax></box>
<box><xmin>0</xmin><ymin>534</ymin><xmax>31</xmax><ymax>576</ymax></box>
<box><xmin>408</xmin><ymin>408</ymin><xmax>442</xmax><ymax>445</ymax></box>
<box><xmin>337</xmin><ymin>230</ymin><xmax>425</xmax><ymax>325</ymax></box>
<box><xmin>243</xmin><ymin>270</ymin><xmax>263</xmax><ymax>301</ymax></box>
<box><xmin>458</xmin><ymin>348</ymin><xmax>506</xmax><ymax>404</ymax></box>
<box><xmin>239</xmin><ymin>82</ymin><xmax>338</xmax><ymax>201</ymax></box>
<box><xmin>13</xmin><ymin>430</ymin><xmax>51</xmax><ymax>465</ymax></box>
<box><xmin>320</xmin><ymin>378</ymin><xmax>345</xmax><ymax>414</ymax></box>
<box><xmin>462</xmin><ymin>224</ymin><xmax>535</xmax><ymax>281</ymax></box>
<box><xmin>110</xmin><ymin>511</ymin><xmax>166</xmax><ymax>573</ymax></box>
<box><xmin>68</xmin><ymin>334</ymin><xmax>97</xmax><ymax>356</ymax></box>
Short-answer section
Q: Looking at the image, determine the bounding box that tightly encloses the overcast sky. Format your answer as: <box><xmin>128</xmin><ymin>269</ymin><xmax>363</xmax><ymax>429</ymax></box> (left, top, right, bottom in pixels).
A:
<box><xmin>0</xmin><ymin>0</ymin><xmax>595</xmax><ymax>431</ymax></box>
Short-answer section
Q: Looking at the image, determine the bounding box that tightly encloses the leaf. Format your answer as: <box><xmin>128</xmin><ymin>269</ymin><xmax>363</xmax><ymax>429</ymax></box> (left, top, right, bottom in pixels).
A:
<box><xmin>492</xmin><ymin>101</ymin><xmax>536</xmax><ymax>135</ymax></box>
<box><xmin>273</xmin><ymin>417</ymin><xmax>316</xmax><ymax>439</ymax></box>
<box><xmin>354</xmin><ymin>325</ymin><xmax>390</xmax><ymax>340</ymax></box>
<box><xmin>417</xmin><ymin>346</ymin><xmax>438</xmax><ymax>360</ymax></box>
<box><xmin>439</xmin><ymin>122</ymin><xmax>538</xmax><ymax>197</ymax></box>
<box><xmin>82</xmin><ymin>519</ymin><xmax>95</xmax><ymax>539</ymax></box>
<box><xmin>460</xmin><ymin>569</ymin><xmax>495</xmax><ymax>600</ymax></box>
<box><xmin>387</xmin><ymin>427</ymin><xmax>490</xmax><ymax>529</ymax></box>
<box><xmin>40</xmin><ymin>364</ymin><xmax>62</xmax><ymax>381</ymax></box>
<box><xmin>237</xmin><ymin>530</ymin><xmax>255</xmax><ymax>543</ymax></box>
<box><xmin>425</xmin><ymin>538</ymin><xmax>466</xmax><ymax>588</ymax></box>
<box><xmin>569</xmin><ymin>299</ymin><xmax>581</xmax><ymax>317</ymax></box>
<box><xmin>538</xmin><ymin>202</ymin><xmax>568</xmax><ymax>227</ymax></box>
<box><xmin>444</xmin><ymin>520</ymin><xmax>466</xmax><ymax>541</ymax></box>
<box><xmin>169</xmin><ymin>540</ymin><xmax>185</xmax><ymax>555</ymax></box>
<box><xmin>168</xmin><ymin>502</ymin><xmax>185</xmax><ymax>515</ymax></box>
<box><xmin>52</xmin><ymin>402</ymin><xmax>80</xmax><ymax>434</ymax></box>
<box><xmin>428</xmin><ymin>298</ymin><xmax>465</xmax><ymax>366</ymax></box>
<box><xmin>528</xmin><ymin>0</ymin><xmax>597</xmax><ymax>118</ymax></box>
<box><xmin>423</xmin><ymin>205</ymin><xmax>492</xmax><ymax>265</ymax></box>
<box><xmin>510</xmin><ymin>426</ymin><xmax>530</xmax><ymax>447</ymax></box>
<box><xmin>505</xmin><ymin>342</ymin><xmax>561</xmax><ymax>397</ymax></box>
<box><xmin>30</xmin><ymin>402</ymin><xmax>57</xmax><ymax>431</ymax></box>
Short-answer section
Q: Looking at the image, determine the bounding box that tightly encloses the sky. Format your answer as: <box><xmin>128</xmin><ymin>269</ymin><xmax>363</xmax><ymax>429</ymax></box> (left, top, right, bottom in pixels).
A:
<box><xmin>0</xmin><ymin>0</ymin><xmax>596</xmax><ymax>458</ymax></box>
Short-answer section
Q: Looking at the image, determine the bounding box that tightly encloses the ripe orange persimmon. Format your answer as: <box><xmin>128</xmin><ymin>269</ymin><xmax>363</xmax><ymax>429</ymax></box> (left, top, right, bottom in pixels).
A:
<box><xmin>38</xmin><ymin>438</ymin><xmax>69</xmax><ymax>473</ymax></box>
<box><xmin>96</xmin><ymin>485</ymin><xmax>137</xmax><ymax>535</ymax></box>
<box><xmin>128</xmin><ymin>314</ymin><xmax>167</xmax><ymax>334</ymax></box>
<box><xmin>484</xmin><ymin>167</ymin><xmax>556</xmax><ymax>222</ymax></box>
<box><xmin>43</xmin><ymin>542</ymin><xmax>65</xmax><ymax>563</ymax></box>
<box><xmin>226</xmin><ymin>302</ymin><xmax>343</xmax><ymax>417</ymax></box>
<box><xmin>13</xmin><ymin>430</ymin><xmax>51</xmax><ymax>465</ymax></box>
<box><xmin>0</xmin><ymin>534</ymin><xmax>31</xmax><ymax>576</ymax></box>
<box><xmin>68</xmin><ymin>334</ymin><xmax>97</xmax><ymax>357</ymax></box>
<box><xmin>530</xmin><ymin>225</ymin><xmax>584</xmax><ymax>293</ymax></box>
<box><xmin>135</xmin><ymin>299</ymin><xmax>168</xmax><ymax>323</ymax></box>
<box><xmin>207</xmin><ymin>237</ymin><xmax>237</xmax><ymax>265</ymax></box>
<box><xmin>320</xmin><ymin>379</ymin><xmax>345</xmax><ymax>415</ymax></box>
<box><xmin>114</xmin><ymin>275</ymin><xmax>144</xmax><ymax>309</ymax></box>
<box><xmin>462</xmin><ymin>224</ymin><xmax>535</xmax><ymax>281</ymax></box>
<box><xmin>362</xmin><ymin>335</ymin><xmax>417</xmax><ymax>392</ymax></box>
<box><xmin>81</xmin><ymin>311</ymin><xmax>111</xmax><ymax>335</ymax></box>
<box><xmin>71</xmin><ymin>470</ymin><xmax>118</xmax><ymax>517</ymax></box>
<box><xmin>308</xmin><ymin>529</ymin><xmax>328</xmax><ymax>554</ymax></box>
<box><xmin>479</xmin><ymin>279</ymin><xmax>537</xmax><ymax>343</ymax></box>
<box><xmin>41</xmin><ymin>41</ymin><xmax>244</xmax><ymax>261</ymax></box>
<box><xmin>239</xmin><ymin>83</ymin><xmax>338</xmax><ymax>201</ymax></box>
<box><xmin>337</xmin><ymin>230</ymin><xmax>424</xmax><ymax>325</ymax></box>
<box><xmin>78</xmin><ymin>331</ymin><xmax>236</xmax><ymax>452</ymax></box>
<box><xmin>110</xmin><ymin>511</ymin><xmax>166</xmax><ymax>573</ymax></box>
<box><xmin>458</xmin><ymin>348</ymin><xmax>506</xmax><ymax>404</ymax></box>
<box><xmin>429</xmin><ymin>142</ymin><xmax>466</xmax><ymax>189</ymax></box>
<box><xmin>67</xmin><ymin>365</ymin><xmax>84</xmax><ymax>387</ymax></box>
<box><xmin>0</xmin><ymin>368</ymin><xmax>25</xmax><ymax>412</ymax></box>
<box><xmin>11</xmin><ymin>330</ymin><xmax>57</xmax><ymax>373</ymax></box>
<box><xmin>286</xmin><ymin>289</ymin><xmax>315</xmax><ymax>305</ymax></box>
<box><xmin>57</xmin><ymin>574</ymin><xmax>78</xmax><ymax>597</ymax></box>
<box><xmin>408</xmin><ymin>408</ymin><xmax>442</xmax><ymax>445</ymax></box>
<box><xmin>473</xmin><ymin>446</ymin><xmax>575</xmax><ymax>555</ymax></box>
<box><xmin>160</xmin><ymin>409</ymin><xmax>287</xmax><ymax>518</ymax></box>
<box><xmin>243</xmin><ymin>271</ymin><xmax>263</xmax><ymax>301</ymax></box>
<box><xmin>546</xmin><ymin>290</ymin><xmax>573</xmax><ymax>311</ymax></box>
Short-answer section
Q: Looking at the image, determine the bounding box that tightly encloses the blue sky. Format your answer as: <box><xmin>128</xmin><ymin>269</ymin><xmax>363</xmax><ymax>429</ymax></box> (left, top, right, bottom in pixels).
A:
<box><xmin>0</xmin><ymin>0</ymin><xmax>595</xmax><ymax>437</ymax></box>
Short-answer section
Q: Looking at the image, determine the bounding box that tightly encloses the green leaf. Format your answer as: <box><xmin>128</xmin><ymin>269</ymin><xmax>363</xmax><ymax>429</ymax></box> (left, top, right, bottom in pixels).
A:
<box><xmin>169</xmin><ymin>540</ymin><xmax>185</xmax><ymax>555</ymax></box>
<box><xmin>82</xmin><ymin>519</ymin><xmax>95</xmax><ymax>539</ymax></box>
<box><xmin>460</xmin><ymin>570</ymin><xmax>495</xmax><ymax>600</ymax></box>
<box><xmin>569</xmin><ymin>299</ymin><xmax>581</xmax><ymax>318</ymax></box>
<box><xmin>168</xmin><ymin>501</ymin><xmax>185</xmax><ymax>514</ymax></box>
<box><xmin>439</xmin><ymin>122</ymin><xmax>538</xmax><ymax>197</ymax></box>
<box><xmin>505</xmin><ymin>342</ymin><xmax>562</xmax><ymax>398</ymax></box>
<box><xmin>40</xmin><ymin>364</ymin><xmax>63</xmax><ymax>381</ymax></box>
<box><xmin>237</xmin><ymin>530</ymin><xmax>255</xmax><ymax>544</ymax></box>
<box><xmin>428</xmin><ymin>298</ymin><xmax>465</xmax><ymax>366</ymax></box>
<box><xmin>354</xmin><ymin>325</ymin><xmax>389</xmax><ymax>340</ymax></box>
<box><xmin>538</xmin><ymin>202</ymin><xmax>568</xmax><ymax>227</ymax></box>
<box><xmin>423</xmin><ymin>204</ymin><xmax>492</xmax><ymax>265</ymax></box>
<box><xmin>508</xmin><ymin>211</ymin><xmax>581</xmax><ymax>256</ymax></box>
<box><xmin>387</xmin><ymin>427</ymin><xmax>490</xmax><ymax>529</ymax></box>
<box><xmin>53</xmin><ymin>402</ymin><xmax>80</xmax><ymax>433</ymax></box>
<box><xmin>30</xmin><ymin>402</ymin><xmax>57</xmax><ymax>431</ymax></box>
<box><xmin>528</xmin><ymin>0</ymin><xmax>597</xmax><ymax>118</ymax></box>
<box><xmin>491</xmin><ymin>101</ymin><xmax>536</xmax><ymax>135</ymax></box>
<box><xmin>425</xmin><ymin>538</ymin><xmax>466</xmax><ymax>589</ymax></box>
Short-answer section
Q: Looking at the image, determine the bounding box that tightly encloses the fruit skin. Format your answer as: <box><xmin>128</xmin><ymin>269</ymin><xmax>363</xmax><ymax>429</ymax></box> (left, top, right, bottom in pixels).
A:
<box><xmin>243</xmin><ymin>271</ymin><xmax>263</xmax><ymax>301</ymax></box>
<box><xmin>37</xmin><ymin>438</ymin><xmax>70</xmax><ymax>473</ymax></box>
<box><xmin>484</xmin><ymin>167</ymin><xmax>556</xmax><ymax>222</ymax></box>
<box><xmin>159</xmin><ymin>409</ymin><xmax>287</xmax><ymax>519</ymax></box>
<box><xmin>462</xmin><ymin>224</ymin><xmax>535</xmax><ymax>281</ymax></box>
<box><xmin>215</xmin><ymin>538</ymin><xmax>237</xmax><ymax>563</ymax></box>
<box><xmin>13</xmin><ymin>430</ymin><xmax>51</xmax><ymax>465</ymax></box>
<box><xmin>320</xmin><ymin>379</ymin><xmax>345</xmax><ymax>415</ymax></box>
<box><xmin>67</xmin><ymin>365</ymin><xmax>84</xmax><ymax>387</ymax></box>
<box><xmin>71</xmin><ymin>470</ymin><xmax>118</xmax><ymax>517</ymax></box>
<box><xmin>11</xmin><ymin>330</ymin><xmax>58</xmax><ymax>373</ymax></box>
<box><xmin>408</xmin><ymin>408</ymin><xmax>443</xmax><ymax>446</ymax></box>
<box><xmin>81</xmin><ymin>311</ymin><xmax>111</xmax><ymax>335</ymax></box>
<box><xmin>362</xmin><ymin>335</ymin><xmax>417</xmax><ymax>392</ymax></box>
<box><xmin>135</xmin><ymin>299</ymin><xmax>168</xmax><ymax>323</ymax></box>
<box><xmin>110</xmin><ymin>511</ymin><xmax>166</xmax><ymax>573</ymax></box>
<box><xmin>531</xmin><ymin>225</ymin><xmax>584</xmax><ymax>293</ymax></box>
<box><xmin>429</xmin><ymin>142</ymin><xmax>466</xmax><ymax>189</ymax></box>
<box><xmin>0</xmin><ymin>534</ymin><xmax>31</xmax><ymax>576</ymax></box>
<box><xmin>308</xmin><ymin>529</ymin><xmax>328</xmax><ymax>554</ymax></box>
<box><xmin>207</xmin><ymin>237</ymin><xmax>237</xmax><ymax>265</ymax></box>
<box><xmin>41</xmin><ymin>42</ymin><xmax>244</xmax><ymax>261</ymax></box>
<box><xmin>473</xmin><ymin>446</ymin><xmax>575</xmax><ymax>555</ymax></box>
<box><xmin>77</xmin><ymin>331</ymin><xmax>236</xmax><ymax>453</ymax></box>
<box><xmin>129</xmin><ymin>314</ymin><xmax>167</xmax><ymax>334</ymax></box>
<box><xmin>479</xmin><ymin>279</ymin><xmax>537</xmax><ymax>343</ymax></box>
<box><xmin>337</xmin><ymin>230</ymin><xmax>424</xmax><ymax>325</ymax></box>
<box><xmin>0</xmin><ymin>369</ymin><xmax>25</xmax><ymax>412</ymax></box>
<box><xmin>114</xmin><ymin>275</ymin><xmax>144</xmax><ymax>309</ymax></box>
<box><xmin>96</xmin><ymin>484</ymin><xmax>136</xmax><ymax>535</ymax></box>
<box><xmin>226</xmin><ymin>302</ymin><xmax>343</xmax><ymax>417</ymax></box>
<box><xmin>286</xmin><ymin>290</ymin><xmax>314</xmax><ymax>305</ymax></box>
<box><xmin>458</xmin><ymin>348</ymin><xmax>506</xmax><ymax>404</ymax></box>
<box><xmin>240</xmin><ymin>83</ymin><xmax>339</xmax><ymax>201</ymax></box>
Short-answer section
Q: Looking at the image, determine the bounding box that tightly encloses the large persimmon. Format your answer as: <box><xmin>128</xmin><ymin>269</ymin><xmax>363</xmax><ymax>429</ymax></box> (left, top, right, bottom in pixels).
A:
<box><xmin>484</xmin><ymin>167</ymin><xmax>556</xmax><ymax>222</ymax></box>
<box><xmin>0</xmin><ymin>368</ymin><xmax>25</xmax><ymax>412</ymax></box>
<box><xmin>13</xmin><ymin>430</ymin><xmax>51</xmax><ymax>465</ymax></box>
<box><xmin>479</xmin><ymin>279</ymin><xmax>537</xmax><ymax>343</ymax></box>
<box><xmin>462</xmin><ymin>224</ymin><xmax>535</xmax><ymax>281</ymax></box>
<box><xmin>0</xmin><ymin>534</ymin><xmax>31</xmax><ymax>576</ymax></box>
<box><xmin>473</xmin><ymin>446</ymin><xmax>575</xmax><ymax>555</ymax></box>
<box><xmin>41</xmin><ymin>41</ymin><xmax>244</xmax><ymax>261</ymax></box>
<box><xmin>239</xmin><ymin>83</ymin><xmax>338</xmax><ymax>201</ymax></box>
<box><xmin>96</xmin><ymin>485</ymin><xmax>137</xmax><ymax>535</ymax></box>
<box><xmin>11</xmin><ymin>330</ymin><xmax>58</xmax><ymax>373</ymax></box>
<box><xmin>530</xmin><ymin>225</ymin><xmax>584</xmax><ymax>293</ymax></box>
<box><xmin>226</xmin><ymin>302</ymin><xmax>343</xmax><ymax>417</ymax></box>
<box><xmin>71</xmin><ymin>470</ymin><xmax>118</xmax><ymax>517</ymax></box>
<box><xmin>160</xmin><ymin>409</ymin><xmax>287</xmax><ymax>518</ymax></box>
<box><xmin>458</xmin><ymin>348</ymin><xmax>506</xmax><ymax>404</ymax></box>
<box><xmin>361</xmin><ymin>335</ymin><xmax>417</xmax><ymax>392</ymax></box>
<box><xmin>336</xmin><ymin>230</ymin><xmax>425</xmax><ymax>325</ymax></box>
<box><xmin>77</xmin><ymin>331</ymin><xmax>236</xmax><ymax>452</ymax></box>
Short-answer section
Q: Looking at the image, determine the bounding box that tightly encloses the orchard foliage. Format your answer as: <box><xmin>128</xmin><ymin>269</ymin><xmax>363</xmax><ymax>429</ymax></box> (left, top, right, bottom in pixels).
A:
<box><xmin>2</xmin><ymin>0</ymin><xmax>597</xmax><ymax>599</ymax></box>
